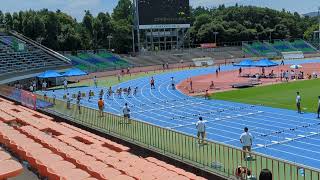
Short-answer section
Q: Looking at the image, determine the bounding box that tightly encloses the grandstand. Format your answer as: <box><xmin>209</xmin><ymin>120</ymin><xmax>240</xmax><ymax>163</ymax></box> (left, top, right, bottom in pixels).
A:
<box><xmin>124</xmin><ymin>46</ymin><xmax>248</xmax><ymax>67</ymax></box>
<box><xmin>0</xmin><ymin>31</ymin><xmax>71</xmax><ymax>83</ymax></box>
<box><xmin>243</xmin><ymin>39</ymin><xmax>318</xmax><ymax>57</ymax></box>
<box><xmin>64</xmin><ymin>50</ymin><xmax>131</xmax><ymax>72</ymax></box>
<box><xmin>0</xmin><ymin>97</ymin><xmax>208</xmax><ymax>180</ymax></box>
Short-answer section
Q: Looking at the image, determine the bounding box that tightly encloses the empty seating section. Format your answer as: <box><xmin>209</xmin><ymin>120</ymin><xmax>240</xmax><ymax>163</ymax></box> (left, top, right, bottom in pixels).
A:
<box><xmin>290</xmin><ymin>40</ymin><xmax>317</xmax><ymax>52</ymax></box>
<box><xmin>244</xmin><ymin>40</ymin><xmax>318</xmax><ymax>56</ymax></box>
<box><xmin>66</xmin><ymin>53</ymin><xmax>130</xmax><ymax>72</ymax></box>
<box><xmin>249</xmin><ymin>42</ymin><xmax>274</xmax><ymax>55</ymax></box>
<box><xmin>0</xmin><ymin>97</ymin><xmax>205</xmax><ymax>180</ymax></box>
<box><xmin>0</xmin><ymin>34</ymin><xmax>71</xmax><ymax>76</ymax></box>
<box><xmin>270</xmin><ymin>41</ymin><xmax>295</xmax><ymax>52</ymax></box>
<box><xmin>124</xmin><ymin>47</ymin><xmax>246</xmax><ymax>67</ymax></box>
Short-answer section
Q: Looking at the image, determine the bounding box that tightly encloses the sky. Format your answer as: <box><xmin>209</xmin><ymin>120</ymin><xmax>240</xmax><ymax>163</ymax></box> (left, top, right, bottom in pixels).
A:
<box><xmin>1</xmin><ymin>0</ymin><xmax>319</xmax><ymax>21</ymax></box>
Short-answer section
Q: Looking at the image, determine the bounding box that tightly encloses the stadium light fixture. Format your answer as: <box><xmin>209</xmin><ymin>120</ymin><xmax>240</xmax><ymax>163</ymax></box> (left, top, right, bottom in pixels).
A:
<box><xmin>107</xmin><ymin>35</ymin><xmax>113</xmax><ymax>50</ymax></box>
<box><xmin>269</xmin><ymin>29</ymin><xmax>274</xmax><ymax>42</ymax></box>
<box><xmin>213</xmin><ymin>32</ymin><xmax>219</xmax><ymax>44</ymax></box>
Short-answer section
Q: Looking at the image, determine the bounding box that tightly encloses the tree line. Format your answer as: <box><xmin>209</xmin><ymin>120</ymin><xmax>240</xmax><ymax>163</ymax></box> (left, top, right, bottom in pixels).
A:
<box><xmin>0</xmin><ymin>0</ymin><xmax>318</xmax><ymax>53</ymax></box>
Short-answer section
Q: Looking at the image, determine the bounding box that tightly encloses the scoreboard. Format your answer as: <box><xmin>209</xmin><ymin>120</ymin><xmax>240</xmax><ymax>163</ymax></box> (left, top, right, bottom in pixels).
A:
<box><xmin>137</xmin><ymin>0</ymin><xmax>190</xmax><ymax>29</ymax></box>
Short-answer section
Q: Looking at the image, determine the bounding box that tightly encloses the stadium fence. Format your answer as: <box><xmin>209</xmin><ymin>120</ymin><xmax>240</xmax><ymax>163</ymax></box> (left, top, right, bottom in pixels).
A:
<box><xmin>1</xmin><ymin>86</ymin><xmax>320</xmax><ymax>179</ymax></box>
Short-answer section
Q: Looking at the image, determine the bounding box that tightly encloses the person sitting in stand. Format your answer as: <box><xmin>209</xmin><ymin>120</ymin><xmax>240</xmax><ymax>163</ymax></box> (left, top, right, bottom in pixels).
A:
<box><xmin>235</xmin><ymin>166</ymin><xmax>249</xmax><ymax>180</ymax></box>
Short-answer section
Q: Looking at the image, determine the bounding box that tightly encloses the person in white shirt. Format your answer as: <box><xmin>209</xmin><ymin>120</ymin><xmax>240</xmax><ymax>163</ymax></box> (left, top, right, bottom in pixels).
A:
<box><xmin>93</xmin><ymin>76</ymin><xmax>98</xmax><ymax>88</ymax></box>
<box><xmin>196</xmin><ymin>117</ymin><xmax>206</xmax><ymax>144</ymax></box>
<box><xmin>63</xmin><ymin>79</ymin><xmax>68</xmax><ymax>91</ymax></box>
<box><xmin>42</xmin><ymin>81</ymin><xmax>47</xmax><ymax>91</ymax></box>
<box><xmin>240</xmin><ymin>127</ymin><xmax>253</xmax><ymax>160</ymax></box>
<box><xmin>29</xmin><ymin>85</ymin><xmax>34</xmax><ymax>92</ymax></box>
<box><xmin>296</xmin><ymin>92</ymin><xmax>301</xmax><ymax>114</ymax></box>
<box><xmin>123</xmin><ymin>103</ymin><xmax>131</xmax><ymax>124</ymax></box>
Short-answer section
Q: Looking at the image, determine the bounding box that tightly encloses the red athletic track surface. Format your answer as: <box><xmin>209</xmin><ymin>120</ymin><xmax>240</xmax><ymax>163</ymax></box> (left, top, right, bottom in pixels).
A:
<box><xmin>177</xmin><ymin>63</ymin><xmax>320</xmax><ymax>96</ymax></box>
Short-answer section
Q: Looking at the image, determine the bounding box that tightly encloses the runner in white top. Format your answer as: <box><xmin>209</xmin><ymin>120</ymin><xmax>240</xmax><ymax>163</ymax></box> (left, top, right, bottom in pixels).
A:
<box><xmin>296</xmin><ymin>92</ymin><xmax>301</xmax><ymax>114</ymax></box>
<box><xmin>240</xmin><ymin>127</ymin><xmax>253</xmax><ymax>159</ymax></box>
<box><xmin>196</xmin><ymin>117</ymin><xmax>206</xmax><ymax>144</ymax></box>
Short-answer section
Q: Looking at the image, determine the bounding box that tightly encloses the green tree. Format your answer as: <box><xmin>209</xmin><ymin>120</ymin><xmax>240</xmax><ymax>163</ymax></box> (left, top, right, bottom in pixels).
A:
<box><xmin>112</xmin><ymin>0</ymin><xmax>133</xmax><ymax>22</ymax></box>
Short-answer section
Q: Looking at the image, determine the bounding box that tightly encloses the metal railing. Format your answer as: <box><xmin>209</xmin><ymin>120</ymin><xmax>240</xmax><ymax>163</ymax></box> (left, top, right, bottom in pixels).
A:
<box><xmin>1</xmin><ymin>85</ymin><xmax>320</xmax><ymax>180</ymax></box>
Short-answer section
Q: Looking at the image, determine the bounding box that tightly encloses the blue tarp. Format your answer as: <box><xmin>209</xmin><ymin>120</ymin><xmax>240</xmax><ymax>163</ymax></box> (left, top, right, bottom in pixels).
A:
<box><xmin>234</xmin><ymin>59</ymin><xmax>255</xmax><ymax>67</ymax></box>
<box><xmin>37</xmin><ymin>70</ymin><xmax>63</xmax><ymax>78</ymax></box>
<box><xmin>254</xmin><ymin>59</ymin><xmax>278</xmax><ymax>67</ymax></box>
<box><xmin>63</xmin><ymin>68</ymin><xmax>87</xmax><ymax>77</ymax></box>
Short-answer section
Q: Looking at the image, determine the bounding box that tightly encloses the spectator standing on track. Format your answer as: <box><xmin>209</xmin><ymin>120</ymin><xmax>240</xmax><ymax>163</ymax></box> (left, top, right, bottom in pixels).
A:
<box><xmin>123</xmin><ymin>103</ymin><xmax>131</xmax><ymax>124</ymax></box>
<box><xmin>63</xmin><ymin>79</ymin><xmax>68</xmax><ymax>91</ymax></box>
<box><xmin>93</xmin><ymin>76</ymin><xmax>98</xmax><ymax>88</ymax></box>
<box><xmin>150</xmin><ymin>77</ymin><xmax>155</xmax><ymax>89</ymax></box>
<box><xmin>42</xmin><ymin>80</ymin><xmax>47</xmax><ymax>91</ymax></box>
<box><xmin>196</xmin><ymin>117</ymin><xmax>206</xmax><ymax>144</ymax></box>
<box><xmin>317</xmin><ymin>96</ymin><xmax>320</xmax><ymax>118</ymax></box>
<box><xmin>239</xmin><ymin>67</ymin><xmax>242</xmax><ymax>76</ymax></box>
<box><xmin>296</xmin><ymin>92</ymin><xmax>302</xmax><ymax>114</ymax></box>
<box><xmin>240</xmin><ymin>127</ymin><xmax>253</xmax><ymax>160</ymax></box>
<box><xmin>77</xmin><ymin>91</ymin><xmax>81</xmax><ymax>114</ymax></box>
<box><xmin>171</xmin><ymin>77</ymin><xmax>175</xmax><ymax>90</ymax></box>
<box><xmin>259</xmin><ymin>169</ymin><xmax>272</xmax><ymax>180</ymax></box>
<box><xmin>52</xmin><ymin>90</ymin><xmax>56</xmax><ymax>105</ymax></box>
<box><xmin>98</xmin><ymin>98</ymin><xmax>104</xmax><ymax>117</ymax></box>
<box><xmin>66</xmin><ymin>93</ymin><xmax>71</xmax><ymax>109</ymax></box>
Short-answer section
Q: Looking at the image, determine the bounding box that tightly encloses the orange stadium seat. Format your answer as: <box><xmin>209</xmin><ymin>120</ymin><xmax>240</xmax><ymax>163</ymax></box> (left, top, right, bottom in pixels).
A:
<box><xmin>0</xmin><ymin>160</ymin><xmax>23</xmax><ymax>179</ymax></box>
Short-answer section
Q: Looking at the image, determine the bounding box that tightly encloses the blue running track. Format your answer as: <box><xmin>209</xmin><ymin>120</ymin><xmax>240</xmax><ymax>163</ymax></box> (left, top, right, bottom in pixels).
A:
<box><xmin>39</xmin><ymin>59</ymin><xmax>320</xmax><ymax>169</ymax></box>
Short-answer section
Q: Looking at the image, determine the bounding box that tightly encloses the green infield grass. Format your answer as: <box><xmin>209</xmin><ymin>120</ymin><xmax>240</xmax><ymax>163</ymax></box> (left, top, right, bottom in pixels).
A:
<box><xmin>210</xmin><ymin>79</ymin><xmax>320</xmax><ymax>113</ymax></box>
